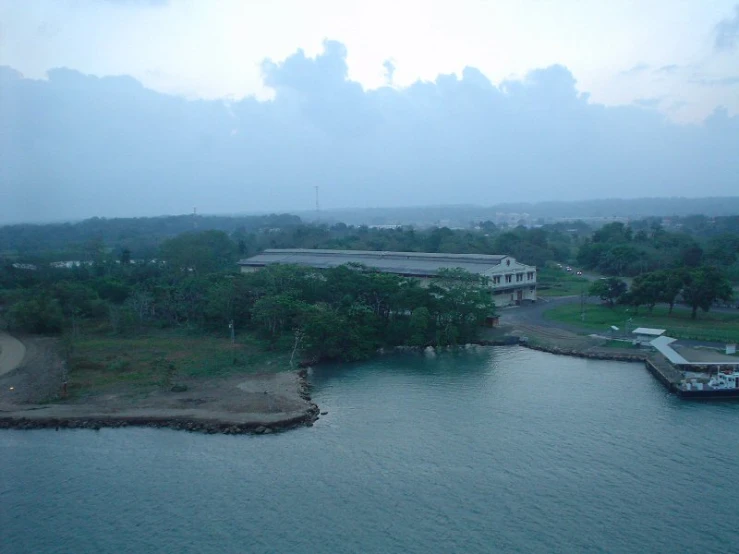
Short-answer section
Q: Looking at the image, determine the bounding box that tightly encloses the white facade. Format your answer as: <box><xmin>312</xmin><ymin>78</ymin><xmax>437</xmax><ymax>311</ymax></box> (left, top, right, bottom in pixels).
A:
<box><xmin>484</xmin><ymin>257</ymin><xmax>537</xmax><ymax>307</ymax></box>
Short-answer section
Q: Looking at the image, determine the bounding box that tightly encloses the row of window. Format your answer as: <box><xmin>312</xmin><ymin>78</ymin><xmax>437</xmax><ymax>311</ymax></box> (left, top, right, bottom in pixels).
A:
<box><xmin>492</xmin><ymin>272</ymin><xmax>536</xmax><ymax>285</ymax></box>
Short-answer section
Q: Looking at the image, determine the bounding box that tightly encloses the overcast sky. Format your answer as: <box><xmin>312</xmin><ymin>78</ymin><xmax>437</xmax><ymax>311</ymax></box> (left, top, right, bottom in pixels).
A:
<box><xmin>2</xmin><ymin>0</ymin><xmax>738</xmax><ymax>123</ymax></box>
<box><xmin>1</xmin><ymin>1</ymin><xmax>738</xmax><ymax>223</ymax></box>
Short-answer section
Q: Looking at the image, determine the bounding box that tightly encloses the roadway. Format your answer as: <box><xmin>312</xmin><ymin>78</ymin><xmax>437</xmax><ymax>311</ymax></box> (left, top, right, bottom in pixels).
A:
<box><xmin>0</xmin><ymin>331</ymin><xmax>26</xmax><ymax>377</ymax></box>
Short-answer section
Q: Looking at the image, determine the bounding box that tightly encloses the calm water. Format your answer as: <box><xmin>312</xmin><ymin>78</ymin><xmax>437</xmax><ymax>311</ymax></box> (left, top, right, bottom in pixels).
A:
<box><xmin>2</xmin><ymin>346</ymin><xmax>739</xmax><ymax>554</ymax></box>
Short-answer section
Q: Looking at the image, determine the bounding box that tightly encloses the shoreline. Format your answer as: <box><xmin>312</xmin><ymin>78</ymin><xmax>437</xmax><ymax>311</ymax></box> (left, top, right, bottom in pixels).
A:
<box><xmin>0</xmin><ymin>370</ymin><xmax>319</xmax><ymax>435</ymax></box>
<box><xmin>0</xmin><ymin>338</ymin><xmax>650</xmax><ymax>435</ymax></box>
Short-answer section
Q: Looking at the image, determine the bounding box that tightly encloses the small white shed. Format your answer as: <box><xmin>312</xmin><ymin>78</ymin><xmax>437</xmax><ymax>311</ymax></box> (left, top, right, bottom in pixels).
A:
<box><xmin>632</xmin><ymin>327</ymin><xmax>666</xmax><ymax>345</ymax></box>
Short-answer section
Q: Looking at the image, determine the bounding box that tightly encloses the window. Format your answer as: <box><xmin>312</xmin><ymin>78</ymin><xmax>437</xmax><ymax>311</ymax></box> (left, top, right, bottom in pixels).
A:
<box><xmin>493</xmin><ymin>275</ymin><xmax>501</xmax><ymax>284</ymax></box>
<box><xmin>527</xmin><ymin>272</ymin><xmax>534</xmax><ymax>280</ymax></box>
<box><xmin>505</xmin><ymin>274</ymin><xmax>512</xmax><ymax>283</ymax></box>
<box><xmin>516</xmin><ymin>273</ymin><xmax>524</xmax><ymax>282</ymax></box>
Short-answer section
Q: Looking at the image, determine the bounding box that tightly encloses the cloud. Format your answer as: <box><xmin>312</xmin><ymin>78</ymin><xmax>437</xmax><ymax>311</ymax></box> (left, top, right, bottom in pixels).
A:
<box><xmin>715</xmin><ymin>5</ymin><xmax>739</xmax><ymax>51</ymax></box>
<box><xmin>654</xmin><ymin>64</ymin><xmax>679</xmax><ymax>74</ymax></box>
<box><xmin>99</xmin><ymin>0</ymin><xmax>169</xmax><ymax>6</ymax></box>
<box><xmin>383</xmin><ymin>59</ymin><xmax>396</xmax><ymax>85</ymax></box>
<box><xmin>690</xmin><ymin>75</ymin><xmax>739</xmax><ymax>87</ymax></box>
<box><xmin>634</xmin><ymin>97</ymin><xmax>662</xmax><ymax>108</ymax></box>
<box><xmin>0</xmin><ymin>40</ymin><xmax>737</xmax><ymax>223</ymax></box>
<box><xmin>619</xmin><ymin>63</ymin><xmax>650</xmax><ymax>76</ymax></box>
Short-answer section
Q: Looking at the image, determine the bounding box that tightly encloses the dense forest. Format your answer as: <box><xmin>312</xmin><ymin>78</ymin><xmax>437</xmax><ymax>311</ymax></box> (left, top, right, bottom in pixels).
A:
<box><xmin>0</xmin><ymin>229</ymin><xmax>494</xmax><ymax>362</ymax></box>
<box><xmin>576</xmin><ymin>219</ymin><xmax>739</xmax><ymax>281</ymax></box>
<box><xmin>1</xmin><ymin>211</ymin><xmax>737</xmax><ymax>363</ymax></box>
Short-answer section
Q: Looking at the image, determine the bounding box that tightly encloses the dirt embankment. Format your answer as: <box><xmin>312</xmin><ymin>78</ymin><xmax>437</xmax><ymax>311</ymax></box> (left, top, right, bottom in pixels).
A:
<box><xmin>0</xmin><ymin>334</ymin><xmax>64</xmax><ymax>404</ymax></box>
<box><xmin>0</xmin><ymin>333</ymin><xmax>319</xmax><ymax>434</ymax></box>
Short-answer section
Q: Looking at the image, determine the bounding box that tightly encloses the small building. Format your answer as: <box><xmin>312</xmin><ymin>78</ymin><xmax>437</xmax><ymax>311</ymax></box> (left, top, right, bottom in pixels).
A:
<box><xmin>237</xmin><ymin>249</ymin><xmax>537</xmax><ymax>307</ymax></box>
<box><xmin>632</xmin><ymin>327</ymin><xmax>666</xmax><ymax>345</ymax></box>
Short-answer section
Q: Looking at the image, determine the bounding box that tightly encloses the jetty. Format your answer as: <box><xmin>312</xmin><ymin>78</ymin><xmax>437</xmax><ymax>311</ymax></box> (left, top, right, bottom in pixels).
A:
<box><xmin>645</xmin><ymin>354</ymin><xmax>683</xmax><ymax>392</ymax></box>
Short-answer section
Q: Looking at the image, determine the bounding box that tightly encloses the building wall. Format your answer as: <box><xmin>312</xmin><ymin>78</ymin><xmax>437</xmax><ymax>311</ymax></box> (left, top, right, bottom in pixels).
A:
<box><xmin>239</xmin><ymin>257</ymin><xmax>537</xmax><ymax>307</ymax></box>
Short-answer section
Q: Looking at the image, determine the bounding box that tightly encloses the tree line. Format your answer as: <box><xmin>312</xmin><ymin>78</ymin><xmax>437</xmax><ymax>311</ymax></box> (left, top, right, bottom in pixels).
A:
<box><xmin>577</xmin><ymin>221</ymin><xmax>739</xmax><ymax>281</ymax></box>
<box><xmin>590</xmin><ymin>266</ymin><xmax>733</xmax><ymax>319</ymax></box>
<box><xmin>0</xmin><ymin>230</ymin><xmax>495</xmax><ymax>362</ymax></box>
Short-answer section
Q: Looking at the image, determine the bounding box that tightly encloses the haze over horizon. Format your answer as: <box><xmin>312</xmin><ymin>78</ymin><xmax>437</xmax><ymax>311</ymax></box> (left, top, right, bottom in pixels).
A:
<box><xmin>1</xmin><ymin>1</ymin><xmax>738</xmax><ymax>224</ymax></box>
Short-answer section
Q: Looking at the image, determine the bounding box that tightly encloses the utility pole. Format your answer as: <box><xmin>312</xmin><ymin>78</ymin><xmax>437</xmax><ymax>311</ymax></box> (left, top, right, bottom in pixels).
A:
<box><xmin>314</xmin><ymin>186</ymin><xmax>320</xmax><ymax>219</ymax></box>
<box><xmin>229</xmin><ymin>320</ymin><xmax>235</xmax><ymax>345</ymax></box>
<box><xmin>580</xmin><ymin>280</ymin><xmax>586</xmax><ymax>322</ymax></box>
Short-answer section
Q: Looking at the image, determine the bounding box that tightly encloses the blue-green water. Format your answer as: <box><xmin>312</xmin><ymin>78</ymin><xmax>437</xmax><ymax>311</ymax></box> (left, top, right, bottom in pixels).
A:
<box><xmin>2</xmin><ymin>346</ymin><xmax>739</xmax><ymax>553</ymax></box>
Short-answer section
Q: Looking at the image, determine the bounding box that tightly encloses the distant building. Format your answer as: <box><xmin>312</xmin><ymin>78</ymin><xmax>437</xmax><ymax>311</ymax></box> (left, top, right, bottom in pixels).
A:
<box><xmin>11</xmin><ymin>263</ymin><xmax>37</xmax><ymax>271</ymax></box>
<box><xmin>238</xmin><ymin>249</ymin><xmax>537</xmax><ymax>307</ymax></box>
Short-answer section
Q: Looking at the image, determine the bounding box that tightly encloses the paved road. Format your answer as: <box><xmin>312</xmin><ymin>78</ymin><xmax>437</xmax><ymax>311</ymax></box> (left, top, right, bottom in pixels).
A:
<box><xmin>500</xmin><ymin>295</ymin><xmax>599</xmax><ymax>334</ymax></box>
<box><xmin>502</xmin><ymin>296</ymin><xmax>732</xmax><ymax>349</ymax></box>
<box><xmin>0</xmin><ymin>331</ymin><xmax>26</xmax><ymax>376</ymax></box>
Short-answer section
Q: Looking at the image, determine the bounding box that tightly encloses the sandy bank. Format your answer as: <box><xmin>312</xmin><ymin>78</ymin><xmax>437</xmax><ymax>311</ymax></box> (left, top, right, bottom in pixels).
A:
<box><xmin>0</xmin><ymin>371</ymin><xmax>319</xmax><ymax>435</ymax></box>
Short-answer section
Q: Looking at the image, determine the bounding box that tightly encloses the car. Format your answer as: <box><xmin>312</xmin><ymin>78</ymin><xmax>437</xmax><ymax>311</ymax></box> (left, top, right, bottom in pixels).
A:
<box><xmin>566</xmin><ymin>266</ymin><xmax>572</xmax><ymax>272</ymax></box>
<box><xmin>576</xmin><ymin>271</ymin><xmax>583</xmax><ymax>276</ymax></box>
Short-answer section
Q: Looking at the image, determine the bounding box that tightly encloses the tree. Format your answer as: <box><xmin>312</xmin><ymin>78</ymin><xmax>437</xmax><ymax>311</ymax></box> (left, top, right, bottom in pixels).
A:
<box><xmin>159</xmin><ymin>230</ymin><xmax>236</xmax><ymax>275</ymax></box>
<box><xmin>588</xmin><ymin>277</ymin><xmax>627</xmax><ymax>307</ymax></box>
<box><xmin>429</xmin><ymin>269</ymin><xmax>495</xmax><ymax>345</ymax></box>
<box><xmin>660</xmin><ymin>269</ymin><xmax>688</xmax><ymax>315</ymax></box>
<box><xmin>681</xmin><ymin>266</ymin><xmax>733</xmax><ymax>319</ymax></box>
<box><xmin>6</xmin><ymin>294</ymin><xmax>64</xmax><ymax>334</ymax></box>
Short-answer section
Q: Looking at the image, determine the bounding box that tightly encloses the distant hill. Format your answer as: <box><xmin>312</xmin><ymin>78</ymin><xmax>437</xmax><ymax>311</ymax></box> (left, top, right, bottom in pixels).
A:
<box><xmin>0</xmin><ymin>213</ymin><xmax>301</xmax><ymax>257</ymax></box>
<box><xmin>297</xmin><ymin>197</ymin><xmax>739</xmax><ymax>226</ymax></box>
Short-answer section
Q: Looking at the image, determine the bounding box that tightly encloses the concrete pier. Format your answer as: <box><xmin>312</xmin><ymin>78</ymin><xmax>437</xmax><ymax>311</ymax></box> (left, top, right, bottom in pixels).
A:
<box><xmin>645</xmin><ymin>354</ymin><xmax>683</xmax><ymax>392</ymax></box>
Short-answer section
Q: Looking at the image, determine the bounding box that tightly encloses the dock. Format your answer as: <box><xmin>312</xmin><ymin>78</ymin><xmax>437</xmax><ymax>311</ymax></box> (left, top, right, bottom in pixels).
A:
<box><xmin>645</xmin><ymin>353</ymin><xmax>684</xmax><ymax>392</ymax></box>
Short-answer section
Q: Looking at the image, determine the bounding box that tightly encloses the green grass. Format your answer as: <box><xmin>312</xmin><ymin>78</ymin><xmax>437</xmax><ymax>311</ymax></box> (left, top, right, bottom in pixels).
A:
<box><xmin>543</xmin><ymin>303</ymin><xmax>739</xmax><ymax>343</ymax></box>
<box><xmin>536</xmin><ymin>267</ymin><xmax>590</xmax><ymax>297</ymax></box>
<box><xmin>68</xmin><ymin>329</ymin><xmax>291</xmax><ymax>396</ymax></box>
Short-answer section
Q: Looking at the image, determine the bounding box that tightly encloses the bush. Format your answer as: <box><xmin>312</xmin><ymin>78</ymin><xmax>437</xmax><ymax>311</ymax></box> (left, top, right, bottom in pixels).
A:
<box><xmin>7</xmin><ymin>296</ymin><xmax>64</xmax><ymax>334</ymax></box>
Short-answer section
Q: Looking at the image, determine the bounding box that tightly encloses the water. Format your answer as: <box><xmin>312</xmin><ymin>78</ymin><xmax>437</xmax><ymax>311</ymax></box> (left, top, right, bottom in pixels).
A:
<box><xmin>2</xmin><ymin>346</ymin><xmax>739</xmax><ymax>554</ymax></box>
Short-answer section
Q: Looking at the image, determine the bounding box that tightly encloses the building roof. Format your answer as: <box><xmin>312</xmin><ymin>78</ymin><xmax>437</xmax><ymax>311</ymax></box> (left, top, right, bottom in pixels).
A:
<box><xmin>650</xmin><ymin>336</ymin><xmax>688</xmax><ymax>364</ymax></box>
<box><xmin>237</xmin><ymin>249</ymin><xmax>524</xmax><ymax>277</ymax></box>
<box><xmin>633</xmin><ymin>327</ymin><xmax>666</xmax><ymax>336</ymax></box>
<box><xmin>650</xmin><ymin>336</ymin><xmax>739</xmax><ymax>366</ymax></box>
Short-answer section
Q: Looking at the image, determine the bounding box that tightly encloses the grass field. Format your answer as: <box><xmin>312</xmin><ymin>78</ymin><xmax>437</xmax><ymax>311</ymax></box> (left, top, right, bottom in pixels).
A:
<box><xmin>68</xmin><ymin>329</ymin><xmax>291</xmax><ymax>396</ymax></box>
<box><xmin>543</xmin><ymin>303</ymin><xmax>739</xmax><ymax>344</ymax></box>
<box><xmin>536</xmin><ymin>267</ymin><xmax>590</xmax><ymax>297</ymax></box>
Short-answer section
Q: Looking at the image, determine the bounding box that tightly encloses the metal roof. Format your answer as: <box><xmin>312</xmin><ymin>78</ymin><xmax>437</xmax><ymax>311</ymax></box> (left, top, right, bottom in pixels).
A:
<box><xmin>633</xmin><ymin>328</ymin><xmax>666</xmax><ymax>336</ymax></box>
<box><xmin>650</xmin><ymin>336</ymin><xmax>688</xmax><ymax>365</ymax></box>
<box><xmin>237</xmin><ymin>249</ymin><xmax>522</xmax><ymax>277</ymax></box>
<box><xmin>650</xmin><ymin>336</ymin><xmax>739</xmax><ymax>366</ymax></box>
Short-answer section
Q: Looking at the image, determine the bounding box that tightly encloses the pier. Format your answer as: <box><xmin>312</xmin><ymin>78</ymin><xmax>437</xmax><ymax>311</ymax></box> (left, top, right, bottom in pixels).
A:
<box><xmin>645</xmin><ymin>354</ymin><xmax>683</xmax><ymax>392</ymax></box>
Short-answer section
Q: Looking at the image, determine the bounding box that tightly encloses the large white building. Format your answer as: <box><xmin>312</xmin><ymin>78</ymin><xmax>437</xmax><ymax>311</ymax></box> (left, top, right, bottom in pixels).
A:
<box><xmin>238</xmin><ymin>249</ymin><xmax>536</xmax><ymax>307</ymax></box>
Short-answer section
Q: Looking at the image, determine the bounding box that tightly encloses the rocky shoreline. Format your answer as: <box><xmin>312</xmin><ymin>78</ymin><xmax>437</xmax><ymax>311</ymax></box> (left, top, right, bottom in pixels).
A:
<box><xmin>380</xmin><ymin>336</ymin><xmax>648</xmax><ymax>363</ymax></box>
<box><xmin>519</xmin><ymin>341</ymin><xmax>648</xmax><ymax>362</ymax></box>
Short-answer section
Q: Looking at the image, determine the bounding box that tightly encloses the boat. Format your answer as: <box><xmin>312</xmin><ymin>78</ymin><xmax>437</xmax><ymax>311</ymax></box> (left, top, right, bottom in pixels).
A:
<box><xmin>678</xmin><ymin>369</ymin><xmax>739</xmax><ymax>399</ymax></box>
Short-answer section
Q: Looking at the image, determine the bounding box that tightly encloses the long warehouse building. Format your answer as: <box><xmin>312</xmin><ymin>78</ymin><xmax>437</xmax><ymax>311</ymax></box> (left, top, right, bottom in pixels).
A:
<box><xmin>238</xmin><ymin>249</ymin><xmax>536</xmax><ymax>307</ymax></box>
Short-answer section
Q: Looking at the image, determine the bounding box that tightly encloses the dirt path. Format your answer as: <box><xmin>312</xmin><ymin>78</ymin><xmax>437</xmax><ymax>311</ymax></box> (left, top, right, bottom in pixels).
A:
<box><xmin>0</xmin><ymin>331</ymin><xmax>26</xmax><ymax>376</ymax></box>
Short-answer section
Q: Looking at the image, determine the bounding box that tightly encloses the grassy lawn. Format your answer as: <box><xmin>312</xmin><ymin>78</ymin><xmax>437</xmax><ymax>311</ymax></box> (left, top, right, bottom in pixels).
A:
<box><xmin>543</xmin><ymin>303</ymin><xmax>739</xmax><ymax>344</ymax></box>
<box><xmin>67</xmin><ymin>329</ymin><xmax>291</xmax><ymax>396</ymax></box>
<box><xmin>536</xmin><ymin>267</ymin><xmax>590</xmax><ymax>297</ymax></box>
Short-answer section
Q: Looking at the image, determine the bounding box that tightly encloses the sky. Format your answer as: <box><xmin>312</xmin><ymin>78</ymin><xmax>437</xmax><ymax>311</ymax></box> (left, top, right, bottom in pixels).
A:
<box><xmin>0</xmin><ymin>1</ymin><xmax>738</xmax><ymax>222</ymax></box>
<box><xmin>2</xmin><ymin>0</ymin><xmax>738</xmax><ymax>122</ymax></box>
